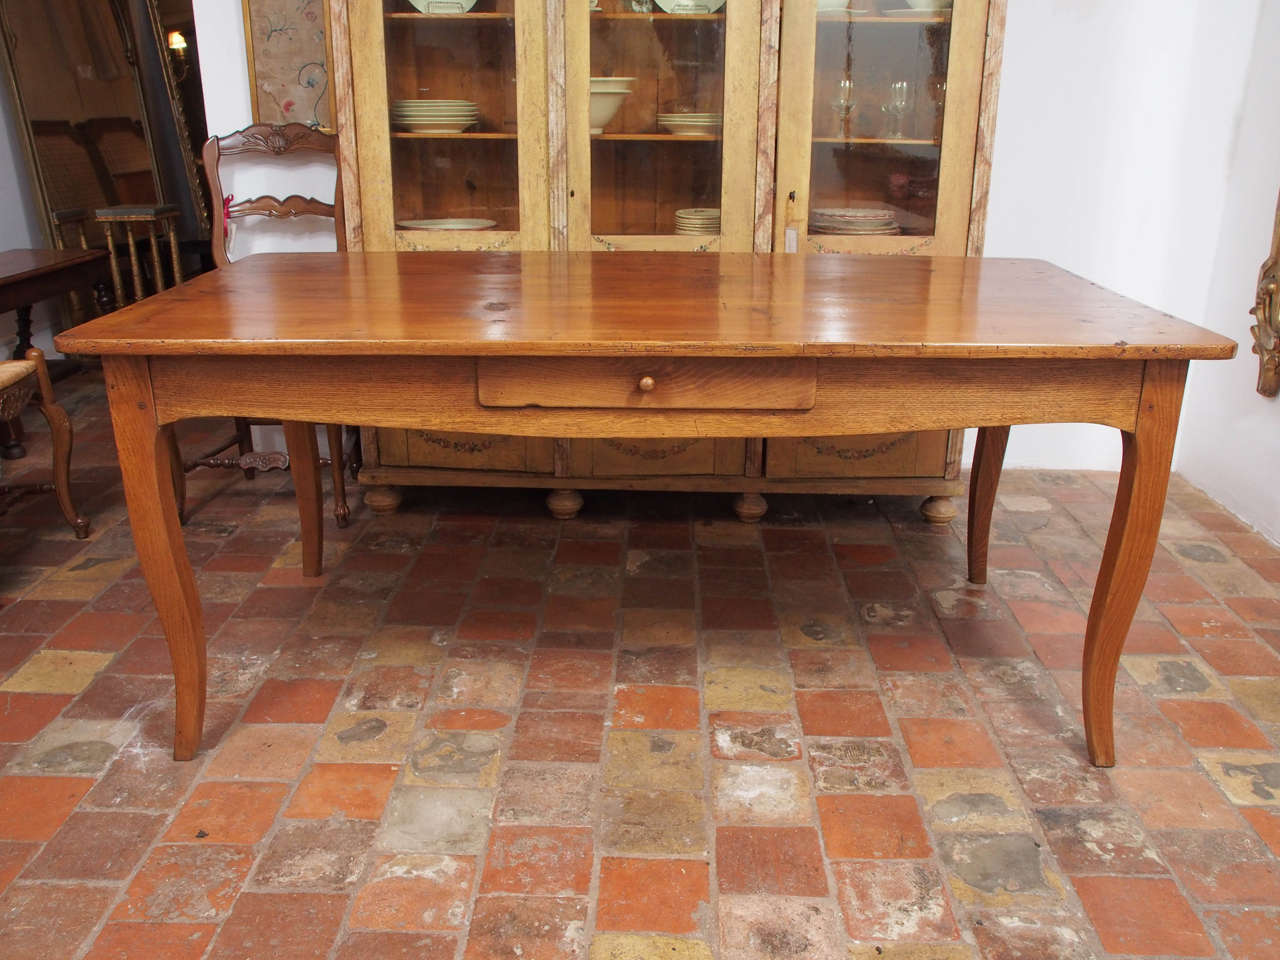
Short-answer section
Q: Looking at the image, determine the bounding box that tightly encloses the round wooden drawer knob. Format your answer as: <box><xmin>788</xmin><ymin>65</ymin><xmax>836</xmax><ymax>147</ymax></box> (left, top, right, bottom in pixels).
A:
<box><xmin>638</xmin><ymin>375</ymin><xmax>656</xmax><ymax>393</ymax></box>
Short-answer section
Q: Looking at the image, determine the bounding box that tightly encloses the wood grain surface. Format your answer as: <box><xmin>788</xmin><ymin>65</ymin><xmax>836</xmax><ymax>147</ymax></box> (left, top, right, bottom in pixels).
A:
<box><xmin>477</xmin><ymin>357</ymin><xmax>817</xmax><ymax>409</ymax></box>
<box><xmin>55</xmin><ymin>252</ymin><xmax>1236</xmax><ymax>360</ymax></box>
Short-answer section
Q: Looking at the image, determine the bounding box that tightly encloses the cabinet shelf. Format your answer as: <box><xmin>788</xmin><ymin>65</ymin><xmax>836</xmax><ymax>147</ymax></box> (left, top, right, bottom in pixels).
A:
<box><xmin>813</xmin><ymin>136</ymin><xmax>939</xmax><ymax>146</ymax></box>
<box><xmin>817</xmin><ymin>13</ymin><xmax>950</xmax><ymax>24</ymax></box>
<box><xmin>392</xmin><ymin>131</ymin><xmax>518</xmax><ymax>139</ymax></box>
<box><xmin>384</xmin><ymin>12</ymin><xmax>515</xmax><ymax>21</ymax></box>
<box><xmin>593</xmin><ymin>133</ymin><xmax>721</xmax><ymax>141</ymax></box>
<box><xmin>590</xmin><ymin>12</ymin><xmax>726</xmax><ymax>20</ymax></box>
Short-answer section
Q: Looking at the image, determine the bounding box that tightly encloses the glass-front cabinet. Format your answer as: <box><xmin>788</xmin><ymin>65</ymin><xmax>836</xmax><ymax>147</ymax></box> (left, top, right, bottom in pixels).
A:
<box><xmin>340</xmin><ymin>0</ymin><xmax>1000</xmax><ymax>520</ymax></box>
<box><xmin>565</xmin><ymin>0</ymin><xmax>761</xmax><ymax>250</ymax></box>
<box><xmin>775</xmin><ymin>0</ymin><xmax>988</xmax><ymax>255</ymax></box>
<box><xmin>350</xmin><ymin>0</ymin><xmax>550</xmax><ymax>251</ymax></box>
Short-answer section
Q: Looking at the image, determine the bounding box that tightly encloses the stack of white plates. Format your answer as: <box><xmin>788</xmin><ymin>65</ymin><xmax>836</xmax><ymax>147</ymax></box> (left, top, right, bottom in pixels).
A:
<box><xmin>809</xmin><ymin>207</ymin><xmax>901</xmax><ymax>235</ymax></box>
<box><xmin>675</xmin><ymin>208</ymin><xmax>721</xmax><ymax>235</ymax></box>
<box><xmin>658</xmin><ymin>113</ymin><xmax>723</xmax><ymax>137</ymax></box>
<box><xmin>396</xmin><ymin>218</ymin><xmax>497</xmax><ymax>230</ymax></box>
<box><xmin>391</xmin><ymin>100</ymin><xmax>479</xmax><ymax>134</ymax></box>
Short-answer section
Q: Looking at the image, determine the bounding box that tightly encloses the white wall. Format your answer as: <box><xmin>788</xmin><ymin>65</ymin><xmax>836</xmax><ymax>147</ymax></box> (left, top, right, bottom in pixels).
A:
<box><xmin>1173</xmin><ymin>0</ymin><xmax>1280</xmax><ymax>542</ymax></box>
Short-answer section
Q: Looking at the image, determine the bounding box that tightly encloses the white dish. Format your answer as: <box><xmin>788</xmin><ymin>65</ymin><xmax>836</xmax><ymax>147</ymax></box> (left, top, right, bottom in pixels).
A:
<box><xmin>397</xmin><ymin>218</ymin><xmax>497</xmax><ymax>230</ymax></box>
<box><xmin>393</xmin><ymin>111</ymin><xmax>480</xmax><ymax>118</ymax></box>
<box><xmin>882</xmin><ymin>7</ymin><xmax>949</xmax><ymax>15</ymax></box>
<box><xmin>811</xmin><ymin>224</ymin><xmax>901</xmax><ymax>235</ymax></box>
<box><xmin>407</xmin><ymin>0</ymin><xmax>479</xmax><ymax>11</ymax></box>
<box><xmin>816</xmin><ymin>0</ymin><xmax>847</xmax><ymax>10</ymax></box>
<box><xmin>589</xmin><ymin>91</ymin><xmax>629</xmax><ymax>134</ymax></box>
<box><xmin>905</xmin><ymin>0</ymin><xmax>952</xmax><ymax>8</ymax></box>
<box><xmin>396</xmin><ymin>120</ymin><xmax>478</xmax><ymax>133</ymax></box>
<box><xmin>652</xmin><ymin>0</ymin><xmax>727</xmax><ymax>11</ymax></box>
<box><xmin>660</xmin><ymin>122</ymin><xmax>722</xmax><ymax>136</ymax></box>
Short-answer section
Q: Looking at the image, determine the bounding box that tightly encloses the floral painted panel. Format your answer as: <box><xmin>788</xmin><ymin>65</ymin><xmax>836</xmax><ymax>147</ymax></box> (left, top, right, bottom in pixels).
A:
<box><xmin>243</xmin><ymin>0</ymin><xmax>334</xmax><ymax>129</ymax></box>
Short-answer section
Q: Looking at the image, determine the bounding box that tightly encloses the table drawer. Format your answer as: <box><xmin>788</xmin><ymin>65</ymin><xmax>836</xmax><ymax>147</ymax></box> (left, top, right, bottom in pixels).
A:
<box><xmin>476</xmin><ymin>358</ymin><xmax>817</xmax><ymax>410</ymax></box>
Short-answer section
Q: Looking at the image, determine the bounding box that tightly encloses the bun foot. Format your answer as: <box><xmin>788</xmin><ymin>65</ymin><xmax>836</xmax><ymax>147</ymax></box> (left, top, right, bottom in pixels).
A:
<box><xmin>363</xmin><ymin>485</ymin><xmax>402</xmax><ymax>515</ymax></box>
<box><xmin>920</xmin><ymin>495</ymin><xmax>958</xmax><ymax>525</ymax></box>
<box><xmin>733</xmin><ymin>492</ymin><xmax>768</xmax><ymax>523</ymax></box>
<box><xmin>547</xmin><ymin>489</ymin><xmax>583</xmax><ymax>520</ymax></box>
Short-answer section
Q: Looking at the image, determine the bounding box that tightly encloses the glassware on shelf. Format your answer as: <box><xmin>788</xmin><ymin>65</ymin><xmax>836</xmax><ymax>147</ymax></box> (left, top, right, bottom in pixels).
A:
<box><xmin>881</xmin><ymin>79</ymin><xmax>913</xmax><ymax>139</ymax></box>
<box><xmin>831</xmin><ymin>78</ymin><xmax>857</xmax><ymax>139</ymax></box>
<box><xmin>927</xmin><ymin>76</ymin><xmax>947</xmax><ymax>141</ymax></box>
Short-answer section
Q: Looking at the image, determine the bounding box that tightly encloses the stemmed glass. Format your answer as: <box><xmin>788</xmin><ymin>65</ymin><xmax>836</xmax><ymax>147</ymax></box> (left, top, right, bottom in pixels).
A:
<box><xmin>831</xmin><ymin>78</ymin><xmax>856</xmax><ymax>138</ymax></box>
<box><xmin>881</xmin><ymin>79</ymin><xmax>912</xmax><ymax>139</ymax></box>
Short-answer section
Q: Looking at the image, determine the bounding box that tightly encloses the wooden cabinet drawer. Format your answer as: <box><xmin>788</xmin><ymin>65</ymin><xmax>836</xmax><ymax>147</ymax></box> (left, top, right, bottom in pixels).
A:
<box><xmin>567</xmin><ymin>438</ymin><xmax>746</xmax><ymax>477</ymax></box>
<box><xmin>376</xmin><ymin>428</ymin><xmax>554</xmax><ymax>473</ymax></box>
<box><xmin>766</xmin><ymin>431</ymin><xmax>951</xmax><ymax>479</ymax></box>
<box><xmin>477</xmin><ymin>358</ymin><xmax>817</xmax><ymax>410</ymax></box>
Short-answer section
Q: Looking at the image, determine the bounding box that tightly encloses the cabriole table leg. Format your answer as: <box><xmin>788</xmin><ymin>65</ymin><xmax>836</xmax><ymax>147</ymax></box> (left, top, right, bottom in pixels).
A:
<box><xmin>967</xmin><ymin>425</ymin><xmax>1011</xmax><ymax>585</ymax></box>
<box><xmin>1083</xmin><ymin>360</ymin><xmax>1187</xmax><ymax>766</ymax></box>
<box><xmin>283</xmin><ymin>421</ymin><xmax>324</xmax><ymax>578</ymax></box>
<box><xmin>103</xmin><ymin>356</ymin><xmax>205</xmax><ymax>760</ymax></box>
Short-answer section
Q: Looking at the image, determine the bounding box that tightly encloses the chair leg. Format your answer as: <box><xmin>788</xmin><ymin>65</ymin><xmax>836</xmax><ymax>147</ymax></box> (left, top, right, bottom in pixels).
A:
<box><xmin>163</xmin><ymin>424</ymin><xmax>187</xmax><ymax>525</ymax></box>
<box><xmin>326</xmin><ymin>423</ymin><xmax>350</xmax><ymax>528</ymax></box>
<box><xmin>234</xmin><ymin>418</ymin><xmax>256</xmax><ymax>480</ymax></box>
<box><xmin>27</xmin><ymin>349</ymin><xmax>89</xmax><ymax>539</ymax></box>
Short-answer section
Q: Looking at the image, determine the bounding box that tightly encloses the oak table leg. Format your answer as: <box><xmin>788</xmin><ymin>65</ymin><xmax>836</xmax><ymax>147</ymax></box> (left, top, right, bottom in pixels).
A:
<box><xmin>163</xmin><ymin>425</ymin><xmax>187</xmax><ymax>524</ymax></box>
<box><xmin>967</xmin><ymin>425</ymin><xmax>1010</xmax><ymax>584</ymax></box>
<box><xmin>103</xmin><ymin>356</ymin><xmax>205</xmax><ymax>760</ymax></box>
<box><xmin>1083</xmin><ymin>360</ymin><xmax>1187</xmax><ymax>766</ymax></box>
<box><xmin>283</xmin><ymin>421</ymin><xmax>324</xmax><ymax>578</ymax></box>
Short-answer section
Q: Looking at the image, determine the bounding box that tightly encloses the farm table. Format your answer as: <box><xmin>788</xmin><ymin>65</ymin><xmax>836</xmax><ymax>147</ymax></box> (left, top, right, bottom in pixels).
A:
<box><xmin>54</xmin><ymin>251</ymin><xmax>1236</xmax><ymax>764</ymax></box>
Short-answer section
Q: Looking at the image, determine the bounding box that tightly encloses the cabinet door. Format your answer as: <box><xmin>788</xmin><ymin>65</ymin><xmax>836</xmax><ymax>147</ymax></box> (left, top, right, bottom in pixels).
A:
<box><xmin>773</xmin><ymin>0</ymin><xmax>988</xmax><ymax>255</ymax></box>
<box><xmin>567</xmin><ymin>437</ymin><xmax>746</xmax><ymax>477</ymax></box>
<box><xmin>765</xmin><ymin>431</ymin><xmax>950</xmax><ymax>478</ymax></box>
<box><xmin>566</xmin><ymin>0</ymin><xmax>762</xmax><ymax>251</ymax></box>
<box><xmin>351</xmin><ymin>0</ymin><xmax>550</xmax><ymax>251</ymax></box>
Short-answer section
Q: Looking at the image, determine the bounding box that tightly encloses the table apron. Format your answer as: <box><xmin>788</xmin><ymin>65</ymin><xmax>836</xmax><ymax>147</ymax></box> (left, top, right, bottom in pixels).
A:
<box><xmin>147</xmin><ymin>355</ymin><xmax>1145</xmax><ymax>437</ymax></box>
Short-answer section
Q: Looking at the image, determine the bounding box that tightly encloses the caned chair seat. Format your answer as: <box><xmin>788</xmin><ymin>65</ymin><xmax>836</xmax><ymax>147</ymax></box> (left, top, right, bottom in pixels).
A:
<box><xmin>0</xmin><ymin>360</ymin><xmax>37</xmax><ymax>392</ymax></box>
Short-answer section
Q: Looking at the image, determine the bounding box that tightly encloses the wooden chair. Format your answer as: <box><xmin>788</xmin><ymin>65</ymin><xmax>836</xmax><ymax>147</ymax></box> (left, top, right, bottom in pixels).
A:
<box><xmin>0</xmin><ymin>349</ymin><xmax>88</xmax><ymax>538</ymax></box>
<box><xmin>195</xmin><ymin>123</ymin><xmax>350</xmax><ymax>533</ymax></box>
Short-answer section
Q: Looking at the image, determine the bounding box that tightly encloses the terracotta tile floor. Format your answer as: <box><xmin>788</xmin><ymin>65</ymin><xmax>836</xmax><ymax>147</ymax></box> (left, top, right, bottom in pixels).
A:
<box><xmin>1</xmin><ymin>370</ymin><xmax>1279</xmax><ymax>960</ymax></box>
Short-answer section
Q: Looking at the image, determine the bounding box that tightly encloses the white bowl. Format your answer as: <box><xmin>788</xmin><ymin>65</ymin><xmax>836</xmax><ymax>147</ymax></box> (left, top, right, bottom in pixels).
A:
<box><xmin>905</xmin><ymin>0</ymin><xmax>952</xmax><ymax>8</ymax></box>
<box><xmin>590</xmin><ymin>78</ymin><xmax>634</xmax><ymax>97</ymax></box>
<box><xmin>589</xmin><ymin>90</ymin><xmax>630</xmax><ymax>134</ymax></box>
<box><xmin>408</xmin><ymin>0</ymin><xmax>478</xmax><ymax>11</ymax></box>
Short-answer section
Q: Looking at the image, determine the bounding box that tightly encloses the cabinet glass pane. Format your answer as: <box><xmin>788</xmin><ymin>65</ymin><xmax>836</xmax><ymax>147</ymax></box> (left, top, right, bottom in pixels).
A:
<box><xmin>589</xmin><ymin>2</ymin><xmax>727</xmax><ymax>236</ymax></box>
<box><xmin>383</xmin><ymin>0</ymin><xmax>519</xmax><ymax>231</ymax></box>
<box><xmin>808</xmin><ymin>3</ymin><xmax>952</xmax><ymax>238</ymax></box>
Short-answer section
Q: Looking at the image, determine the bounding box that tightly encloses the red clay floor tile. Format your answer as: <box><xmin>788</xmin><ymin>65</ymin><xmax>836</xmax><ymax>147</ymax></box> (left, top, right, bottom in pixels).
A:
<box><xmin>1072</xmin><ymin>875</ymin><xmax>1214</xmax><ymax>957</ymax></box>
<box><xmin>596</xmin><ymin>857</ymin><xmax>710</xmax><ymax>933</ymax></box>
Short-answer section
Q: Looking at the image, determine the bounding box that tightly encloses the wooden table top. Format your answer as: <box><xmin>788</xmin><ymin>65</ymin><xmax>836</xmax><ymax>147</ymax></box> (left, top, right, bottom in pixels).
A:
<box><xmin>55</xmin><ymin>252</ymin><xmax>1237</xmax><ymax>361</ymax></box>
<box><xmin>0</xmin><ymin>248</ymin><xmax>107</xmax><ymax>287</ymax></box>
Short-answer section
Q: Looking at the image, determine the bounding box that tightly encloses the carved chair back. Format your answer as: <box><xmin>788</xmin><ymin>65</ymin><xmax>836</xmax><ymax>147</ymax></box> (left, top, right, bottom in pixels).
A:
<box><xmin>203</xmin><ymin>123</ymin><xmax>346</xmax><ymax>269</ymax></box>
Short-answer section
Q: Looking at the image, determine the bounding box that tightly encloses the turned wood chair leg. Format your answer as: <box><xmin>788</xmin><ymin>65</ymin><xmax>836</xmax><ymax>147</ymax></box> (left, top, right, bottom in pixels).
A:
<box><xmin>234</xmin><ymin>418</ymin><xmax>256</xmax><ymax>480</ymax></box>
<box><xmin>283</xmin><ymin>420</ymin><xmax>324</xmax><ymax>578</ymax></box>
<box><xmin>325</xmin><ymin>423</ymin><xmax>350</xmax><ymax>528</ymax></box>
<box><xmin>967</xmin><ymin>425</ymin><xmax>1010</xmax><ymax>584</ymax></box>
<box><xmin>1083</xmin><ymin>361</ymin><xmax>1186</xmax><ymax>766</ymax></box>
<box><xmin>27</xmin><ymin>349</ymin><xmax>89</xmax><ymax>539</ymax></box>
